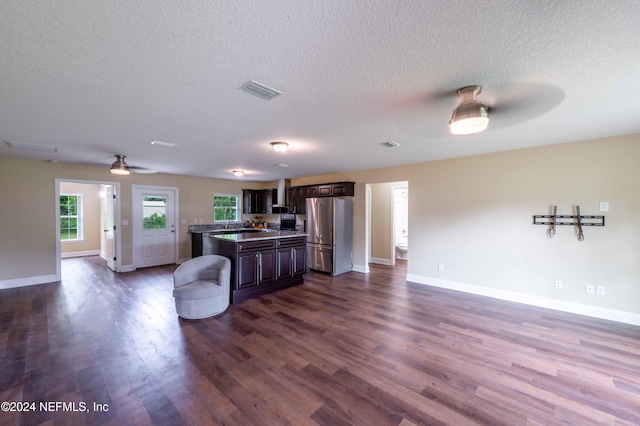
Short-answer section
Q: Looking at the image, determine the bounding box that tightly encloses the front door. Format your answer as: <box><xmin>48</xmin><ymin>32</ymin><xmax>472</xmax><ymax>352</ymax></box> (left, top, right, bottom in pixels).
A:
<box><xmin>133</xmin><ymin>186</ymin><xmax>177</xmax><ymax>268</ymax></box>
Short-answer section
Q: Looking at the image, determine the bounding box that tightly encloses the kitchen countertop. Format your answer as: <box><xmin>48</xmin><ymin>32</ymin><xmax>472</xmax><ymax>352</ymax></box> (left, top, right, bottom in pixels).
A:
<box><xmin>210</xmin><ymin>230</ymin><xmax>308</xmax><ymax>242</ymax></box>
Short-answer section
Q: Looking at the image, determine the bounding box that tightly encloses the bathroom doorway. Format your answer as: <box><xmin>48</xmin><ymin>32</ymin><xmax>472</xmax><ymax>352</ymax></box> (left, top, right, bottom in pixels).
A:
<box><xmin>393</xmin><ymin>185</ymin><xmax>408</xmax><ymax>262</ymax></box>
<box><xmin>367</xmin><ymin>181</ymin><xmax>408</xmax><ymax>268</ymax></box>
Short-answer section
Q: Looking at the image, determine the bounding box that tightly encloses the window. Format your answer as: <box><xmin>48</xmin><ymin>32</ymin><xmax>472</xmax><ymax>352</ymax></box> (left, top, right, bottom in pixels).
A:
<box><xmin>214</xmin><ymin>194</ymin><xmax>241</xmax><ymax>222</ymax></box>
<box><xmin>143</xmin><ymin>195</ymin><xmax>167</xmax><ymax>229</ymax></box>
<box><xmin>60</xmin><ymin>194</ymin><xmax>83</xmax><ymax>241</ymax></box>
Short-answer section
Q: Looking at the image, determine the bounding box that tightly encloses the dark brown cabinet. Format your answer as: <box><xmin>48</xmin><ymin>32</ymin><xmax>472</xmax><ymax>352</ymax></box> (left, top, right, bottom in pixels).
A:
<box><xmin>218</xmin><ymin>236</ymin><xmax>306</xmax><ymax>303</ymax></box>
<box><xmin>242</xmin><ymin>189</ymin><xmax>276</xmax><ymax>214</ymax></box>
<box><xmin>287</xmin><ymin>182</ymin><xmax>352</xmax><ymax>213</ymax></box>
<box><xmin>276</xmin><ymin>237</ymin><xmax>306</xmax><ymax>279</ymax></box>
<box><xmin>318</xmin><ymin>182</ymin><xmax>354</xmax><ymax>197</ymax></box>
<box><xmin>287</xmin><ymin>186</ymin><xmax>306</xmax><ymax>214</ymax></box>
<box><xmin>237</xmin><ymin>248</ymin><xmax>275</xmax><ymax>289</ymax></box>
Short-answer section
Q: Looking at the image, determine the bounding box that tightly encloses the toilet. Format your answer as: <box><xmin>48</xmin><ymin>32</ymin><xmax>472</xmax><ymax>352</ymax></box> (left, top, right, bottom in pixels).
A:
<box><xmin>395</xmin><ymin>242</ymin><xmax>408</xmax><ymax>259</ymax></box>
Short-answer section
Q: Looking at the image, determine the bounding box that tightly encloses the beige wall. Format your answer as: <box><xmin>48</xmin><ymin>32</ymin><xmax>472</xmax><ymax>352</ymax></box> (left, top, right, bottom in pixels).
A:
<box><xmin>2</xmin><ymin>133</ymin><xmax>639</xmax><ymax>318</ymax></box>
<box><xmin>0</xmin><ymin>157</ymin><xmax>270</xmax><ymax>281</ymax></box>
<box><xmin>59</xmin><ymin>182</ymin><xmax>101</xmax><ymax>255</ymax></box>
<box><xmin>292</xmin><ymin>133</ymin><xmax>640</xmax><ymax>317</ymax></box>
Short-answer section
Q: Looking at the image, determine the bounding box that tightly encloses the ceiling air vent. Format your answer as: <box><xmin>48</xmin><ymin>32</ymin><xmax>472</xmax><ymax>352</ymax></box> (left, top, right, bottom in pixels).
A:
<box><xmin>382</xmin><ymin>140</ymin><xmax>400</xmax><ymax>148</ymax></box>
<box><xmin>239</xmin><ymin>80</ymin><xmax>282</xmax><ymax>101</ymax></box>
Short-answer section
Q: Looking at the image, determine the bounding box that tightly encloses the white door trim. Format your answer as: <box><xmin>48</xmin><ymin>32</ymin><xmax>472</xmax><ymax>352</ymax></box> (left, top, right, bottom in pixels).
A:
<box><xmin>55</xmin><ymin>179</ymin><xmax>122</xmax><ymax>281</ymax></box>
<box><xmin>132</xmin><ymin>185</ymin><xmax>179</xmax><ymax>269</ymax></box>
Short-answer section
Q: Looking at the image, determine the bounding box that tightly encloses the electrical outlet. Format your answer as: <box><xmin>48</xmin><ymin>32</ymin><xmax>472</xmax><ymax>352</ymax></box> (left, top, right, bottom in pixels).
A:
<box><xmin>586</xmin><ymin>284</ymin><xmax>595</xmax><ymax>294</ymax></box>
<box><xmin>555</xmin><ymin>280</ymin><xmax>563</xmax><ymax>289</ymax></box>
<box><xmin>596</xmin><ymin>285</ymin><xmax>606</xmax><ymax>296</ymax></box>
<box><xmin>438</xmin><ymin>263</ymin><xmax>444</xmax><ymax>272</ymax></box>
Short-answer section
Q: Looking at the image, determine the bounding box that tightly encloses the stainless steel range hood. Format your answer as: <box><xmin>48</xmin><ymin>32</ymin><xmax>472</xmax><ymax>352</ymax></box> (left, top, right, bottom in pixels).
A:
<box><xmin>272</xmin><ymin>178</ymin><xmax>289</xmax><ymax>213</ymax></box>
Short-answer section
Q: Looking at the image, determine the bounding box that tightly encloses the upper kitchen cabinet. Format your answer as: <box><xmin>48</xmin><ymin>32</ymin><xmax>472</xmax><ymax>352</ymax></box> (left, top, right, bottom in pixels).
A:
<box><xmin>318</xmin><ymin>182</ymin><xmax>354</xmax><ymax>197</ymax></box>
<box><xmin>287</xmin><ymin>182</ymin><xmax>354</xmax><ymax>213</ymax></box>
<box><xmin>242</xmin><ymin>189</ymin><xmax>276</xmax><ymax>214</ymax></box>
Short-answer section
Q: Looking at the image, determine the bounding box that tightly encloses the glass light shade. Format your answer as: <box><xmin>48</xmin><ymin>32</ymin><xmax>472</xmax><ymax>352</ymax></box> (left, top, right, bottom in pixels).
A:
<box><xmin>449</xmin><ymin>115</ymin><xmax>489</xmax><ymax>135</ymax></box>
<box><xmin>232</xmin><ymin>170</ymin><xmax>245</xmax><ymax>176</ymax></box>
<box><xmin>449</xmin><ymin>85</ymin><xmax>490</xmax><ymax>135</ymax></box>
<box><xmin>270</xmin><ymin>142</ymin><xmax>289</xmax><ymax>152</ymax></box>
<box><xmin>110</xmin><ymin>155</ymin><xmax>130</xmax><ymax>175</ymax></box>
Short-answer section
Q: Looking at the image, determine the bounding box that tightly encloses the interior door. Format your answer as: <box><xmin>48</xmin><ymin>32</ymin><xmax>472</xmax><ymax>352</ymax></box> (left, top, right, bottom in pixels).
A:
<box><xmin>103</xmin><ymin>185</ymin><xmax>116</xmax><ymax>271</ymax></box>
<box><xmin>133</xmin><ymin>187</ymin><xmax>176</xmax><ymax>268</ymax></box>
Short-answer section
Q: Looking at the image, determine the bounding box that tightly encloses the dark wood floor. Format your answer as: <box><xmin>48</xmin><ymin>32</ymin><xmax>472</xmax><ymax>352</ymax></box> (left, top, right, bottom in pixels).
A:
<box><xmin>1</xmin><ymin>257</ymin><xmax>639</xmax><ymax>425</ymax></box>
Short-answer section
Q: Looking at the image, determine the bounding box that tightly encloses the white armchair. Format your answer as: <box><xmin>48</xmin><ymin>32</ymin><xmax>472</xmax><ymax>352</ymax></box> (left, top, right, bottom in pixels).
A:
<box><xmin>173</xmin><ymin>255</ymin><xmax>231</xmax><ymax>319</ymax></box>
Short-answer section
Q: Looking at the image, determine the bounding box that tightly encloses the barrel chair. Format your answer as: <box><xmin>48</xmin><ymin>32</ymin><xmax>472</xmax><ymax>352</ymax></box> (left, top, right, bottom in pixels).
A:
<box><xmin>172</xmin><ymin>255</ymin><xmax>231</xmax><ymax>319</ymax></box>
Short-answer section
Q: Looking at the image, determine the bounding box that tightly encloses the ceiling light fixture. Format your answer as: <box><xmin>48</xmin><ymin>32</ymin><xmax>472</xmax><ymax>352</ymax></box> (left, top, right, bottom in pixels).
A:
<box><xmin>240</xmin><ymin>80</ymin><xmax>282</xmax><ymax>101</ymax></box>
<box><xmin>110</xmin><ymin>155</ymin><xmax>130</xmax><ymax>175</ymax></box>
<box><xmin>271</xmin><ymin>141</ymin><xmax>289</xmax><ymax>152</ymax></box>
<box><xmin>150</xmin><ymin>140</ymin><xmax>178</xmax><ymax>148</ymax></box>
<box><xmin>232</xmin><ymin>170</ymin><xmax>245</xmax><ymax>177</ymax></box>
<box><xmin>449</xmin><ymin>85</ymin><xmax>490</xmax><ymax>135</ymax></box>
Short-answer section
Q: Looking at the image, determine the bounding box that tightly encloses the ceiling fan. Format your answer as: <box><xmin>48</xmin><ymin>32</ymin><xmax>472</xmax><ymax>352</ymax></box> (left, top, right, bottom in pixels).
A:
<box><xmin>110</xmin><ymin>155</ymin><xmax>157</xmax><ymax>175</ymax></box>
<box><xmin>397</xmin><ymin>83</ymin><xmax>566</xmax><ymax>138</ymax></box>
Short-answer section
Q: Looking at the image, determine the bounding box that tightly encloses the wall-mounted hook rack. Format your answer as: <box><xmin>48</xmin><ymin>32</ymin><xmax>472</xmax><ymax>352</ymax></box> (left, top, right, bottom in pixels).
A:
<box><xmin>533</xmin><ymin>205</ymin><xmax>604</xmax><ymax>241</ymax></box>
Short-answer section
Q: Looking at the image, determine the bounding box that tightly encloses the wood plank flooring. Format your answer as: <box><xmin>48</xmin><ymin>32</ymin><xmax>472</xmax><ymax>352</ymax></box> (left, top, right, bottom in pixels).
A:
<box><xmin>1</xmin><ymin>256</ymin><xmax>639</xmax><ymax>425</ymax></box>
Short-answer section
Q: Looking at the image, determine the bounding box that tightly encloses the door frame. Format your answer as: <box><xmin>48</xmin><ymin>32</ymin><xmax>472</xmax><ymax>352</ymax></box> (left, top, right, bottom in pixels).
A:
<box><xmin>390</xmin><ymin>183</ymin><xmax>409</xmax><ymax>266</ymax></box>
<box><xmin>55</xmin><ymin>178</ymin><xmax>122</xmax><ymax>281</ymax></box>
<box><xmin>132</xmin><ymin>185</ymin><xmax>179</xmax><ymax>269</ymax></box>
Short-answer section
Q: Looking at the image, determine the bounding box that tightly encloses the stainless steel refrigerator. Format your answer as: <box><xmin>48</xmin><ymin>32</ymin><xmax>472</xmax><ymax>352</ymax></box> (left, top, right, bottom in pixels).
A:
<box><xmin>306</xmin><ymin>197</ymin><xmax>353</xmax><ymax>275</ymax></box>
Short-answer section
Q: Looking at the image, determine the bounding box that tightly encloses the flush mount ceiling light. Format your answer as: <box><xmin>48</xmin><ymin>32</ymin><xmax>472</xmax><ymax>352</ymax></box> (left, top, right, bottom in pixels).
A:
<box><xmin>270</xmin><ymin>141</ymin><xmax>289</xmax><ymax>152</ymax></box>
<box><xmin>382</xmin><ymin>140</ymin><xmax>401</xmax><ymax>148</ymax></box>
<box><xmin>110</xmin><ymin>155</ymin><xmax>130</xmax><ymax>175</ymax></box>
<box><xmin>232</xmin><ymin>170</ymin><xmax>245</xmax><ymax>177</ymax></box>
<box><xmin>150</xmin><ymin>140</ymin><xmax>178</xmax><ymax>148</ymax></box>
<box><xmin>449</xmin><ymin>85</ymin><xmax>490</xmax><ymax>135</ymax></box>
<box><xmin>240</xmin><ymin>80</ymin><xmax>282</xmax><ymax>101</ymax></box>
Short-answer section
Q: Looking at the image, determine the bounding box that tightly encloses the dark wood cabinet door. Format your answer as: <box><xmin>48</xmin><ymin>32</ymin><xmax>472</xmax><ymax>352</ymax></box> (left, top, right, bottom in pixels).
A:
<box><xmin>318</xmin><ymin>185</ymin><xmax>332</xmax><ymax>196</ymax></box>
<box><xmin>276</xmin><ymin>247</ymin><xmax>292</xmax><ymax>279</ymax></box>
<box><xmin>305</xmin><ymin>186</ymin><xmax>319</xmax><ymax>199</ymax></box>
<box><xmin>292</xmin><ymin>246</ymin><xmax>306</xmax><ymax>275</ymax></box>
<box><xmin>258</xmin><ymin>249</ymin><xmax>276</xmax><ymax>285</ymax></box>
<box><xmin>237</xmin><ymin>252</ymin><xmax>258</xmax><ymax>288</ymax></box>
<box><xmin>262</xmin><ymin>189</ymin><xmax>273</xmax><ymax>213</ymax></box>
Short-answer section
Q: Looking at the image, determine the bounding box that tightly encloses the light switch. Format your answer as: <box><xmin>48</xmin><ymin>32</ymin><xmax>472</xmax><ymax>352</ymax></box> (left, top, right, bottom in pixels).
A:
<box><xmin>122</xmin><ymin>219</ymin><xmax>129</xmax><ymax>226</ymax></box>
<box><xmin>599</xmin><ymin>202</ymin><xmax>609</xmax><ymax>212</ymax></box>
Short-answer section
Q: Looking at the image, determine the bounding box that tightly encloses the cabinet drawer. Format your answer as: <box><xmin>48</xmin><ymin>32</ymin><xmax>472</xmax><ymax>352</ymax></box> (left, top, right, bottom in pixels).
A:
<box><xmin>237</xmin><ymin>240</ymin><xmax>276</xmax><ymax>253</ymax></box>
<box><xmin>277</xmin><ymin>237</ymin><xmax>306</xmax><ymax>248</ymax></box>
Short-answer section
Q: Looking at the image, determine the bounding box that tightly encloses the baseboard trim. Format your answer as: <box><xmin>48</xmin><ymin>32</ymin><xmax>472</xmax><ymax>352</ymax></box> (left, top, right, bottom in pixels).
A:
<box><xmin>351</xmin><ymin>264</ymin><xmax>369</xmax><ymax>273</ymax></box>
<box><xmin>61</xmin><ymin>250</ymin><xmax>100</xmax><ymax>259</ymax></box>
<box><xmin>370</xmin><ymin>257</ymin><xmax>394</xmax><ymax>266</ymax></box>
<box><xmin>0</xmin><ymin>274</ymin><xmax>59</xmax><ymax>290</ymax></box>
<box><xmin>406</xmin><ymin>274</ymin><xmax>640</xmax><ymax>327</ymax></box>
<box><xmin>119</xmin><ymin>264</ymin><xmax>136</xmax><ymax>273</ymax></box>
<box><xmin>177</xmin><ymin>258</ymin><xmax>190</xmax><ymax>265</ymax></box>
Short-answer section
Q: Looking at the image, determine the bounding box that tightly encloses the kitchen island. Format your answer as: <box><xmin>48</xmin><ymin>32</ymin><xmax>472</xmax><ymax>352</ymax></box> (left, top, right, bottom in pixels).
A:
<box><xmin>212</xmin><ymin>231</ymin><xmax>307</xmax><ymax>303</ymax></box>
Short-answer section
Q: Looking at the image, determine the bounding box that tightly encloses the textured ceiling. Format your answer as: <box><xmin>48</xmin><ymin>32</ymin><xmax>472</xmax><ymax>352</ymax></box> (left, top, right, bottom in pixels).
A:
<box><xmin>1</xmin><ymin>1</ymin><xmax>639</xmax><ymax>181</ymax></box>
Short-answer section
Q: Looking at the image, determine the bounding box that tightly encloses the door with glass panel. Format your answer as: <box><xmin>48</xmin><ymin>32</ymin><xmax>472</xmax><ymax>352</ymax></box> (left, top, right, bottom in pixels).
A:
<box><xmin>133</xmin><ymin>186</ymin><xmax>176</xmax><ymax>268</ymax></box>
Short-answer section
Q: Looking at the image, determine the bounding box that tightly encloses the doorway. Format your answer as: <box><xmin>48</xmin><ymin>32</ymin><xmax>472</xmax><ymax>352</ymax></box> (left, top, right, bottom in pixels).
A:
<box><xmin>55</xmin><ymin>179</ymin><xmax>121</xmax><ymax>281</ymax></box>
<box><xmin>132</xmin><ymin>185</ymin><xmax>178</xmax><ymax>268</ymax></box>
<box><xmin>366</xmin><ymin>181</ymin><xmax>409</xmax><ymax>268</ymax></box>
